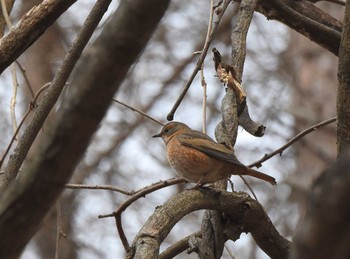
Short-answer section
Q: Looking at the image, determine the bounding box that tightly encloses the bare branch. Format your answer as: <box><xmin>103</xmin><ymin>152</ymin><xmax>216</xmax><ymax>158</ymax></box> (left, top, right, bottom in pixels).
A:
<box><xmin>0</xmin><ymin>83</ymin><xmax>50</xmax><ymax>171</ymax></box>
<box><xmin>249</xmin><ymin>116</ymin><xmax>336</xmax><ymax>168</ymax></box>
<box><xmin>128</xmin><ymin>189</ymin><xmax>291</xmax><ymax>259</ymax></box>
<box><xmin>0</xmin><ymin>0</ymin><xmax>110</xmax><ymax>190</ymax></box>
<box><xmin>15</xmin><ymin>61</ymin><xmax>35</xmax><ymax>98</ymax></box>
<box><xmin>99</xmin><ymin>178</ymin><xmax>185</xmax><ymax>252</ymax></box>
<box><xmin>113</xmin><ymin>99</ymin><xmax>164</xmax><ymax>126</ymax></box>
<box><xmin>200</xmin><ymin>0</ymin><xmax>217</xmax><ymax>134</ymax></box>
<box><xmin>257</xmin><ymin>0</ymin><xmax>342</xmax><ymax>56</ymax></box>
<box><xmin>0</xmin><ymin>0</ymin><xmax>77</xmax><ymax>74</ymax></box>
<box><xmin>167</xmin><ymin>0</ymin><xmax>232</xmax><ymax>121</ymax></box>
<box><xmin>337</xmin><ymin>0</ymin><xmax>350</xmax><ymax>155</ymax></box>
<box><xmin>65</xmin><ymin>183</ymin><xmax>133</xmax><ymax>195</ymax></box>
<box><xmin>159</xmin><ymin>231</ymin><xmax>202</xmax><ymax>259</ymax></box>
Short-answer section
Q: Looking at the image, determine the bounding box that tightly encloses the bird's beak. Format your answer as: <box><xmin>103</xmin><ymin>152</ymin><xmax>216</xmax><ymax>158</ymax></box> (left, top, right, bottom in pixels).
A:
<box><xmin>152</xmin><ymin>132</ymin><xmax>162</xmax><ymax>138</ymax></box>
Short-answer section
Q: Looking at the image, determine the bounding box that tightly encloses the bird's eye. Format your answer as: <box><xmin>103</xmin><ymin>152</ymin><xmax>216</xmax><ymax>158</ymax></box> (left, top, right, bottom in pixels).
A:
<box><xmin>164</xmin><ymin>128</ymin><xmax>169</xmax><ymax>133</ymax></box>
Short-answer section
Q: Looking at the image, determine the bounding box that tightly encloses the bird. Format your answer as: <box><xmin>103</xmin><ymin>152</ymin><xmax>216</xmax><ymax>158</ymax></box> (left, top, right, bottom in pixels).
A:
<box><xmin>153</xmin><ymin>121</ymin><xmax>276</xmax><ymax>187</ymax></box>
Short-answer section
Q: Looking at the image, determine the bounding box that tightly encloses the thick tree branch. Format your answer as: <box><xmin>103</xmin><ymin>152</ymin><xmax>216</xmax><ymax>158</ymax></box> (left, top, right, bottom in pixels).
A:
<box><xmin>128</xmin><ymin>189</ymin><xmax>291</xmax><ymax>259</ymax></box>
<box><xmin>337</xmin><ymin>0</ymin><xmax>350</xmax><ymax>155</ymax></box>
<box><xmin>209</xmin><ymin>0</ymin><xmax>263</xmax><ymax>257</ymax></box>
<box><xmin>0</xmin><ymin>0</ymin><xmax>109</xmax><ymax>192</ymax></box>
<box><xmin>0</xmin><ymin>0</ymin><xmax>170</xmax><ymax>258</ymax></box>
<box><xmin>0</xmin><ymin>0</ymin><xmax>77</xmax><ymax>74</ymax></box>
<box><xmin>257</xmin><ymin>0</ymin><xmax>342</xmax><ymax>56</ymax></box>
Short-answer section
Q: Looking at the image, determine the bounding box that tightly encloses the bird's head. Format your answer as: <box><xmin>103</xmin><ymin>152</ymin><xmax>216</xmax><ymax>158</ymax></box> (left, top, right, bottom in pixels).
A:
<box><xmin>153</xmin><ymin>121</ymin><xmax>189</xmax><ymax>144</ymax></box>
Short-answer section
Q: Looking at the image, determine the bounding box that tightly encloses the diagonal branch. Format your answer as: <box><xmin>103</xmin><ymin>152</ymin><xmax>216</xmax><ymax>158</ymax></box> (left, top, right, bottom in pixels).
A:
<box><xmin>257</xmin><ymin>0</ymin><xmax>342</xmax><ymax>56</ymax></box>
<box><xmin>0</xmin><ymin>0</ymin><xmax>108</xmax><ymax>191</ymax></box>
<box><xmin>0</xmin><ymin>0</ymin><xmax>170</xmax><ymax>258</ymax></box>
<box><xmin>249</xmin><ymin>116</ymin><xmax>336</xmax><ymax>168</ymax></box>
<box><xmin>0</xmin><ymin>0</ymin><xmax>77</xmax><ymax>74</ymax></box>
<box><xmin>166</xmin><ymin>0</ymin><xmax>232</xmax><ymax>121</ymax></box>
<box><xmin>337</xmin><ymin>0</ymin><xmax>350</xmax><ymax>155</ymax></box>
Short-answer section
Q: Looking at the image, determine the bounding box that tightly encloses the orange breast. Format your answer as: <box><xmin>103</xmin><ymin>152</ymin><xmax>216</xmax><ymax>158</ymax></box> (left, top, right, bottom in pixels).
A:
<box><xmin>166</xmin><ymin>137</ymin><xmax>228</xmax><ymax>183</ymax></box>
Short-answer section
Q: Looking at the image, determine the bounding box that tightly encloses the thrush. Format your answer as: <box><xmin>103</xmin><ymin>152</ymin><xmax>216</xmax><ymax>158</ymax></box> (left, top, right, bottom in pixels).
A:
<box><xmin>153</xmin><ymin>121</ymin><xmax>276</xmax><ymax>187</ymax></box>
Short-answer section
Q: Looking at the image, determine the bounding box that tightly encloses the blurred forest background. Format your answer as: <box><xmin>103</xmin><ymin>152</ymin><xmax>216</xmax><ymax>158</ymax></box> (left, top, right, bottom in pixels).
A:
<box><xmin>0</xmin><ymin>0</ymin><xmax>342</xmax><ymax>258</ymax></box>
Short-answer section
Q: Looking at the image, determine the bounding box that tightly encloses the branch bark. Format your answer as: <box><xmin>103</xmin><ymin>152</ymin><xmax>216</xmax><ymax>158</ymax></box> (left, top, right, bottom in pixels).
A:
<box><xmin>337</xmin><ymin>0</ymin><xmax>350</xmax><ymax>155</ymax></box>
<box><xmin>209</xmin><ymin>0</ymin><xmax>264</xmax><ymax>257</ymax></box>
<box><xmin>257</xmin><ymin>0</ymin><xmax>342</xmax><ymax>56</ymax></box>
<box><xmin>128</xmin><ymin>189</ymin><xmax>291</xmax><ymax>259</ymax></box>
<box><xmin>0</xmin><ymin>0</ymin><xmax>77</xmax><ymax>74</ymax></box>
<box><xmin>0</xmin><ymin>0</ymin><xmax>107</xmax><ymax>192</ymax></box>
<box><xmin>0</xmin><ymin>0</ymin><xmax>170</xmax><ymax>258</ymax></box>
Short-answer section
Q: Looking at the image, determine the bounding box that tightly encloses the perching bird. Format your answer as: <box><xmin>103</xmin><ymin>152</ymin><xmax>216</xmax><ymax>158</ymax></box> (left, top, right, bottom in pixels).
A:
<box><xmin>153</xmin><ymin>121</ymin><xmax>276</xmax><ymax>187</ymax></box>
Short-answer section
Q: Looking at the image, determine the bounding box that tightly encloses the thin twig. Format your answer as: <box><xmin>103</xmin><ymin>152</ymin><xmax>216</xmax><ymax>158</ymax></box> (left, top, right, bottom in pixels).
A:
<box><xmin>98</xmin><ymin>178</ymin><xmax>185</xmax><ymax>252</ymax></box>
<box><xmin>15</xmin><ymin>61</ymin><xmax>35</xmax><ymax>98</ymax></box>
<box><xmin>55</xmin><ymin>200</ymin><xmax>62</xmax><ymax>259</ymax></box>
<box><xmin>167</xmin><ymin>0</ymin><xmax>232</xmax><ymax>121</ymax></box>
<box><xmin>200</xmin><ymin>0</ymin><xmax>215</xmax><ymax>134</ymax></box>
<box><xmin>239</xmin><ymin>175</ymin><xmax>258</xmax><ymax>201</ymax></box>
<box><xmin>115</xmin><ymin>214</ymin><xmax>128</xmax><ymax>252</ymax></box>
<box><xmin>0</xmin><ymin>83</ymin><xmax>50</xmax><ymax>170</ymax></box>
<box><xmin>249</xmin><ymin>116</ymin><xmax>337</xmax><ymax>168</ymax></box>
<box><xmin>2</xmin><ymin>0</ymin><xmax>18</xmax><ymax>134</ymax></box>
<box><xmin>201</xmin><ymin>70</ymin><xmax>207</xmax><ymax>134</ymax></box>
<box><xmin>32</xmin><ymin>83</ymin><xmax>51</xmax><ymax>104</ymax></box>
<box><xmin>98</xmin><ymin>178</ymin><xmax>185</xmax><ymax>219</ymax></box>
<box><xmin>113</xmin><ymin>99</ymin><xmax>164</xmax><ymax>126</ymax></box>
<box><xmin>0</xmin><ymin>109</ymin><xmax>30</xmax><ymax>170</ymax></box>
<box><xmin>65</xmin><ymin>183</ymin><xmax>134</xmax><ymax>195</ymax></box>
<box><xmin>10</xmin><ymin>63</ymin><xmax>19</xmax><ymax>134</ymax></box>
<box><xmin>1</xmin><ymin>0</ymin><xmax>13</xmax><ymax>28</ymax></box>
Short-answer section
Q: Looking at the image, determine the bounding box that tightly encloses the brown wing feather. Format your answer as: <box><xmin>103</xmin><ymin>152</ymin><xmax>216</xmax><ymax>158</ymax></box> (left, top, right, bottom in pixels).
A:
<box><xmin>178</xmin><ymin>131</ymin><xmax>277</xmax><ymax>185</ymax></box>
<box><xmin>178</xmin><ymin>131</ymin><xmax>244</xmax><ymax>166</ymax></box>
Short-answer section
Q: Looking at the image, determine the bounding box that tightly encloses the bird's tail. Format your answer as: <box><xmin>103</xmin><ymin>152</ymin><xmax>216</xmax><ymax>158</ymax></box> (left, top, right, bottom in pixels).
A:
<box><xmin>244</xmin><ymin>167</ymin><xmax>277</xmax><ymax>185</ymax></box>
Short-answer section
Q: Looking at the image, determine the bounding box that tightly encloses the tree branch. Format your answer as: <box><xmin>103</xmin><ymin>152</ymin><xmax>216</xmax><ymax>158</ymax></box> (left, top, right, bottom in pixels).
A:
<box><xmin>0</xmin><ymin>0</ymin><xmax>77</xmax><ymax>74</ymax></box>
<box><xmin>209</xmin><ymin>0</ymin><xmax>262</xmax><ymax>257</ymax></box>
<box><xmin>257</xmin><ymin>0</ymin><xmax>342</xmax><ymax>56</ymax></box>
<box><xmin>166</xmin><ymin>0</ymin><xmax>231</xmax><ymax>121</ymax></box>
<box><xmin>98</xmin><ymin>178</ymin><xmax>185</xmax><ymax>253</ymax></box>
<box><xmin>337</xmin><ymin>0</ymin><xmax>350</xmax><ymax>155</ymax></box>
<box><xmin>0</xmin><ymin>0</ymin><xmax>170</xmax><ymax>258</ymax></box>
<box><xmin>158</xmin><ymin>231</ymin><xmax>202</xmax><ymax>259</ymax></box>
<box><xmin>249</xmin><ymin>116</ymin><xmax>336</xmax><ymax>168</ymax></box>
<box><xmin>65</xmin><ymin>183</ymin><xmax>133</xmax><ymax>195</ymax></box>
<box><xmin>128</xmin><ymin>189</ymin><xmax>291</xmax><ymax>259</ymax></box>
<box><xmin>0</xmin><ymin>0</ymin><xmax>108</xmax><ymax>191</ymax></box>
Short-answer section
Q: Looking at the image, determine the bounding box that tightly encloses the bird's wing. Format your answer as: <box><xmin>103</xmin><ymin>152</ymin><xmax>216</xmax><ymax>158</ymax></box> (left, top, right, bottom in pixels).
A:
<box><xmin>178</xmin><ymin>131</ymin><xmax>244</xmax><ymax>166</ymax></box>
